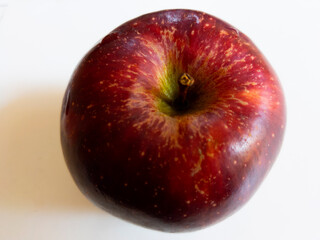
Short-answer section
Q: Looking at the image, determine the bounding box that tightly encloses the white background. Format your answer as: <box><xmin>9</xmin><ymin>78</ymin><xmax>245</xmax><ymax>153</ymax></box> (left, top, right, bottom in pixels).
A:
<box><xmin>1</xmin><ymin>0</ymin><xmax>320</xmax><ymax>239</ymax></box>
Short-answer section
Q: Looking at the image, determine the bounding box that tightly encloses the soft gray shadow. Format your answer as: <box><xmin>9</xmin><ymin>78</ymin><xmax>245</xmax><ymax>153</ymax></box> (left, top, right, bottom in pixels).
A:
<box><xmin>0</xmin><ymin>89</ymin><xmax>98</xmax><ymax>212</ymax></box>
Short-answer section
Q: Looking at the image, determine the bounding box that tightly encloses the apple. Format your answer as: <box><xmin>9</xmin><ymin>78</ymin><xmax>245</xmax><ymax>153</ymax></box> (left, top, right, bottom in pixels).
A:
<box><xmin>60</xmin><ymin>9</ymin><xmax>286</xmax><ymax>232</ymax></box>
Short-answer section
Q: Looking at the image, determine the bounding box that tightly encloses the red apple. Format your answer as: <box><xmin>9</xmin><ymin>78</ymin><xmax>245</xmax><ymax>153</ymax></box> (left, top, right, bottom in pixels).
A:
<box><xmin>60</xmin><ymin>9</ymin><xmax>286</xmax><ymax>232</ymax></box>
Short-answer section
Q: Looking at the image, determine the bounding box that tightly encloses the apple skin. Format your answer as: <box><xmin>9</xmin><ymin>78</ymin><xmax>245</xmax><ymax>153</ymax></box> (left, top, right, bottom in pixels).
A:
<box><xmin>60</xmin><ymin>9</ymin><xmax>286</xmax><ymax>232</ymax></box>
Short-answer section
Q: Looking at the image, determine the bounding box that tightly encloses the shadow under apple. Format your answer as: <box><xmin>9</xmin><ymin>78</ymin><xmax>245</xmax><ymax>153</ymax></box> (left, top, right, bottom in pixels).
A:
<box><xmin>0</xmin><ymin>89</ymin><xmax>99</xmax><ymax>212</ymax></box>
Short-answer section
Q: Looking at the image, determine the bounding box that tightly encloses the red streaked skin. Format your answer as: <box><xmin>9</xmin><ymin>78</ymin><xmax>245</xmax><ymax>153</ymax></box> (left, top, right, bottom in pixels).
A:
<box><xmin>61</xmin><ymin>9</ymin><xmax>286</xmax><ymax>232</ymax></box>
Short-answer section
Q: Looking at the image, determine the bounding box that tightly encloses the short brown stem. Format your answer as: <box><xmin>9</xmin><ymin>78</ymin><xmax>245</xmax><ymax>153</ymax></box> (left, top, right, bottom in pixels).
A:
<box><xmin>177</xmin><ymin>73</ymin><xmax>195</xmax><ymax>105</ymax></box>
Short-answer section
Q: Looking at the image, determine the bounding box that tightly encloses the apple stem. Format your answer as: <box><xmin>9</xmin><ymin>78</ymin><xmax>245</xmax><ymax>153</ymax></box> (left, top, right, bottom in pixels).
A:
<box><xmin>177</xmin><ymin>73</ymin><xmax>195</xmax><ymax>105</ymax></box>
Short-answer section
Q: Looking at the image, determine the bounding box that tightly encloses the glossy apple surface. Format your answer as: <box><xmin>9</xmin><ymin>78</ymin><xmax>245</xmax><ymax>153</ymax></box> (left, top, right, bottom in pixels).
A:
<box><xmin>60</xmin><ymin>9</ymin><xmax>286</xmax><ymax>232</ymax></box>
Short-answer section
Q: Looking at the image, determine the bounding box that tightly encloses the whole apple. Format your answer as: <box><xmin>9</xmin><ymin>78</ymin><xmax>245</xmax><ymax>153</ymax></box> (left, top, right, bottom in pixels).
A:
<box><xmin>61</xmin><ymin>9</ymin><xmax>285</xmax><ymax>232</ymax></box>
